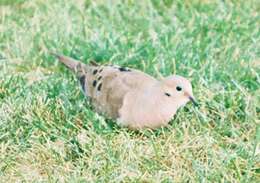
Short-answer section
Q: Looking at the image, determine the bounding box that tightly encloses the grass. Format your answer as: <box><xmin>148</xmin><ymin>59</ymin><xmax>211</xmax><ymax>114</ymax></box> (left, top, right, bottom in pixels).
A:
<box><xmin>0</xmin><ymin>0</ymin><xmax>259</xmax><ymax>182</ymax></box>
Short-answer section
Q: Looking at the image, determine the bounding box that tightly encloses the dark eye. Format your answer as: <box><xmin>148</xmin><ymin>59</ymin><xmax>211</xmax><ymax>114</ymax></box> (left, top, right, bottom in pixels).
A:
<box><xmin>165</xmin><ymin>92</ymin><xmax>171</xmax><ymax>97</ymax></box>
<box><xmin>176</xmin><ymin>86</ymin><xmax>182</xmax><ymax>91</ymax></box>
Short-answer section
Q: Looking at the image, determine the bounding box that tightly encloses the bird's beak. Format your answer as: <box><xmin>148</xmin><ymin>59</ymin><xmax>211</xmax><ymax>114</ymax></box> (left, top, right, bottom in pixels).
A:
<box><xmin>188</xmin><ymin>96</ymin><xmax>198</xmax><ymax>106</ymax></box>
<box><xmin>184</xmin><ymin>92</ymin><xmax>198</xmax><ymax>106</ymax></box>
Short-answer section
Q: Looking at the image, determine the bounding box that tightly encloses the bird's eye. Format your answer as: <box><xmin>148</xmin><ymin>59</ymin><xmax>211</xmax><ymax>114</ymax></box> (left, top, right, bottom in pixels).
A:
<box><xmin>165</xmin><ymin>92</ymin><xmax>171</xmax><ymax>97</ymax></box>
<box><xmin>176</xmin><ymin>86</ymin><xmax>182</xmax><ymax>91</ymax></box>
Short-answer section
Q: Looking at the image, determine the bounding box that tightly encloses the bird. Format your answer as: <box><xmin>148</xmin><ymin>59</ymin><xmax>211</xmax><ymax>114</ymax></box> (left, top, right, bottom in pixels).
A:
<box><xmin>52</xmin><ymin>53</ymin><xmax>197</xmax><ymax>129</ymax></box>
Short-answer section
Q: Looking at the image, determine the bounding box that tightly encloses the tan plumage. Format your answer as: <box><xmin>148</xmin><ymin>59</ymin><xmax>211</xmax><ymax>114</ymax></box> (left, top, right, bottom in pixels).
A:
<box><xmin>53</xmin><ymin>54</ymin><xmax>197</xmax><ymax>129</ymax></box>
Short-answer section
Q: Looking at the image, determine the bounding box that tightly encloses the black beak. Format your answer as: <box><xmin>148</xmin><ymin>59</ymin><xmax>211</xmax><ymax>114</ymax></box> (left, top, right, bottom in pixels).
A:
<box><xmin>189</xmin><ymin>96</ymin><xmax>198</xmax><ymax>106</ymax></box>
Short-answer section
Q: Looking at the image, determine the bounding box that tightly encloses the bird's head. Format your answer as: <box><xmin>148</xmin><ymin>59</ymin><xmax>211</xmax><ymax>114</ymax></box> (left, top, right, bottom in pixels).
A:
<box><xmin>160</xmin><ymin>75</ymin><xmax>197</xmax><ymax>108</ymax></box>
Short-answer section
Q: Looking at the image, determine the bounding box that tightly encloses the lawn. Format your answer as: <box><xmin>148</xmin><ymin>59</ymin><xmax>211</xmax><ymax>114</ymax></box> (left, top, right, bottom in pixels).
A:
<box><xmin>0</xmin><ymin>0</ymin><xmax>259</xmax><ymax>182</ymax></box>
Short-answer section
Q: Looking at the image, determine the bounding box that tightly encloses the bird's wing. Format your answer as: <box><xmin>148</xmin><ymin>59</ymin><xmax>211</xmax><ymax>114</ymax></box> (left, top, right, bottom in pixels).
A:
<box><xmin>84</xmin><ymin>65</ymin><xmax>156</xmax><ymax>118</ymax></box>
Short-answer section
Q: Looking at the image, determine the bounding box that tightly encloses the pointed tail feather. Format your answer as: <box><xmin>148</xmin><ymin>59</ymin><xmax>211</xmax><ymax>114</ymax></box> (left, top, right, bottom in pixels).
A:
<box><xmin>51</xmin><ymin>52</ymin><xmax>81</xmax><ymax>71</ymax></box>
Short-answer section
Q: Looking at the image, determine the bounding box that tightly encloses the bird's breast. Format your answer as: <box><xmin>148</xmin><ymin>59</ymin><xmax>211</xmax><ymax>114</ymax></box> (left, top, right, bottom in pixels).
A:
<box><xmin>119</xmin><ymin>93</ymin><xmax>177</xmax><ymax>129</ymax></box>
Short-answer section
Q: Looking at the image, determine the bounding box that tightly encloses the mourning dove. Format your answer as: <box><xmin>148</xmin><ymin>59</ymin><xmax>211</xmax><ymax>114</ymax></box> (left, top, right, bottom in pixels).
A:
<box><xmin>53</xmin><ymin>54</ymin><xmax>197</xmax><ymax>129</ymax></box>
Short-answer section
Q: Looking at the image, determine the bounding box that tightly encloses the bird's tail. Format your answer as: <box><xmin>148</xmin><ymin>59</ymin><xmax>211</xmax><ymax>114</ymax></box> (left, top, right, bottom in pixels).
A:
<box><xmin>52</xmin><ymin>53</ymin><xmax>99</xmax><ymax>77</ymax></box>
<box><xmin>51</xmin><ymin>52</ymin><xmax>83</xmax><ymax>71</ymax></box>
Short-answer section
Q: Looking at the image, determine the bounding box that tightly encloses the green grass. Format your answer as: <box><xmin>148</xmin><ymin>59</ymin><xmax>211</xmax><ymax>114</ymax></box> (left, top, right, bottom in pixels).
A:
<box><xmin>0</xmin><ymin>0</ymin><xmax>259</xmax><ymax>182</ymax></box>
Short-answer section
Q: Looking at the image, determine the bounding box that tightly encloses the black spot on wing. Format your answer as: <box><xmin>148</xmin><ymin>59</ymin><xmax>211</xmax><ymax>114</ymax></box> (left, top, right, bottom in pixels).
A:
<box><xmin>97</xmin><ymin>83</ymin><xmax>102</xmax><ymax>91</ymax></box>
<box><xmin>93</xmin><ymin>69</ymin><xmax>98</xmax><ymax>75</ymax></box>
<box><xmin>79</xmin><ymin>75</ymin><xmax>86</xmax><ymax>92</ymax></box>
<box><xmin>92</xmin><ymin>80</ymin><xmax>97</xmax><ymax>87</ymax></box>
<box><xmin>98</xmin><ymin>68</ymin><xmax>103</xmax><ymax>73</ymax></box>
<box><xmin>98</xmin><ymin>76</ymin><xmax>102</xmax><ymax>80</ymax></box>
<box><xmin>90</xmin><ymin>60</ymin><xmax>99</xmax><ymax>66</ymax></box>
<box><xmin>119</xmin><ymin>67</ymin><xmax>131</xmax><ymax>72</ymax></box>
